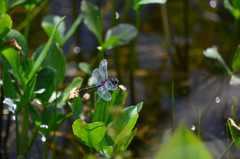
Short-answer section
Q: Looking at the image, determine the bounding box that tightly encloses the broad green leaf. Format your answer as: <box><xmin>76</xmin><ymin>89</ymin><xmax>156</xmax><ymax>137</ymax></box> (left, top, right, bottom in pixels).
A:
<box><xmin>2</xmin><ymin>29</ymin><xmax>28</xmax><ymax>58</ymax></box>
<box><xmin>155</xmin><ymin>123</ymin><xmax>213</xmax><ymax>159</ymax></box>
<box><xmin>203</xmin><ymin>46</ymin><xmax>232</xmax><ymax>75</ymax></box>
<box><xmin>33</xmin><ymin>43</ymin><xmax>66</xmax><ymax>89</ymax></box>
<box><xmin>0</xmin><ymin>0</ymin><xmax>7</xmax><ymax>14</ymax></box>
<box><xmin>28</xmin><ymin>16</ymin><xmax>65</xmax><ymax>83</ymax></box>
<box><xmin>18</xmin><ymin>76</ymin><xmax>37</xmax><ymax>112</ymax></box>
<box><xmin>72</xmin><ymin>119</ymin><xmax>107</xmax><ymax>147</ymax></box>
<box><xmin>41</xmin><ymin>15</ymin><xmax>66</xmax><ymax>45</ymax></box>
<box><xmin>94</xmin><ymin>135</ymin><xmax>114</xmax><ymax>158</ymax></box>
<box><xmin>57</xmin><ymin>77</ymin><xmax>82</xmax><ymax>105</ymax></box>
<box><xmin>104</xmin><ymin>24</ymin><xmax>138</xmax><ymax>50</ymax></box>
<box><xmin>78</xmin><ymin>62</ymin><xmax>92</xmax><ymax>75</ymax></box>
<box><xmin>115</xmin><ymin>102</ymin><xmax>143</xmax><ymax>133</ymax></box>
<box><xmin>138</xmin><ymin>0</ymin><xmax>167</xmax><ymax>5</ymax></box>
<box><xmin>230</xmin><ymin>75</ymin><xmax>240</xmax><ymax>86</ymax></box>
<box><xmin>3</xmin><ymin>67</ymin><xmax>17</xmax><ymax>99</ymax></box>
<box><xmin>100</xmin><ymin>37</ymin><xmax>121</xmax><ymax>51</ymax></box>
<box><xmin>68</xmin><ymin>97</ymin><xmax>82</xmax><ymax>119</ymax></box>
<box><xmin>93</xmin><ymin>89</ymin><xmax>120</xmax><ymax>124</ymax></box>
<box><xmin>232</xmin><ymin>46</ymin><xmax>240</xmax><ymax>72</ymax></box>
<box><xmin>81</xmin><ymin>1</ymin><xmax>101</xmax><ymax>42</ymax></box>
<box><xmin>115</xmin><ymin>114</ymin><xmax>139</xmax><ymax>145</ymax></box>
<box><xmin>34</xmin><ymin>67</ymin><xmax>56</xmax><ymax>104</ymax></box>
<box><xmin>1</xmin><ymin>46</ymin><xmax>26</xmax><ymax>85</ymax></box>
<box><xmin>228</xmin><ymin>118</ymin><xmax>240</xmax><ymax>150</ymax></box>
<box><xmin>118</xmin><ymin>128</ymin><xmax>137</xmax><ymax>152</ymax></box>
<box><xmin>62</xmin><ymin>14</ymin><xmax>83</xmax><ymax>46</ymax></box>
<box><xmin>0</xmin><ymin>14</ymin><xmax>12</xmax><ymax>39</ymax></box>
<box><xmin>29</xmin><ymin>105</ymin><xmax>42</xmax><ymax>126</ymax></box>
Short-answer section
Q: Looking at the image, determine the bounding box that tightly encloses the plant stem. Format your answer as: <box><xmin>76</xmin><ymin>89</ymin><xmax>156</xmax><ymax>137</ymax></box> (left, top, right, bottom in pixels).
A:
<box><xmin>43</xmin><ymin>136</ymin><xmax>48</xmax><ymax>159</ymax></box>
<box><xmin>98</xmin><ymin>6</ymin><xmax>104</xmax><ymax>60</ymax></box>
<box><xmin>129</xmin><ymin>9</ymin><xmax>140</xmax><ymax>105</ymax></box>
<box><xmin>217</xmin><ymin>141</ymin><xmax>234</xmax><ymax>159</ymax></box>
<box><xmin>21</xmin><ymin>104</ymin><xmax>29</xmax><ymax>157</ymax></box>
<box><xmin>110</xmin><ymin>0</ymin><xmax>122</xmax><ymax>83</ymax></box>
<box><xmin>15</xmin><ymin>113</ymin><xmax>19</xmax><ymax>157</ymax></box>
<box><xmin>24</xmin><ymin>127</ymin><xmax>39</xmax><ymax>156</ymax></box>
<box><xmin>171</xmin><ymin>81</ymin><xmax>175</xmax><ymax>127</ymax></box>
<box><xmin>24</xmin><ymin>8</ymin><xmax>32</xmax><ymax>41</ymax></box>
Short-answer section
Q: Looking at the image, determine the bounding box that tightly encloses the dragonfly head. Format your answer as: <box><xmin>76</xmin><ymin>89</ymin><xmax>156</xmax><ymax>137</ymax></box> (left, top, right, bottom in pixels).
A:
<box><xmin>110</xmin><ymin>78</ymin><xmax>119</xmax><ymax>86</ymax></box>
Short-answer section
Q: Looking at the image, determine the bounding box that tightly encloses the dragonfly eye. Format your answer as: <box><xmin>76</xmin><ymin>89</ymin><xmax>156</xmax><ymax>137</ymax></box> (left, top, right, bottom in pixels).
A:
<box><xmin>111</xmin><ymin>78</ymin><xmax>119</xmax><ymax>85</ymax></box>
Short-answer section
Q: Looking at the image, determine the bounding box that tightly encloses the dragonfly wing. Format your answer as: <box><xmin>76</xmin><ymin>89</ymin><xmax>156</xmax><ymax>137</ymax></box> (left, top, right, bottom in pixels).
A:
<box><xmin>99</xmin><ymin>59</ymin><xmax>108</xmax><ymax>80</ymax></box>
<box><xmin>105</xmin><ymin>80</ymin><xmax>118</xmax><ymax>90</ymax></box>
<box><xmin>92</xmin><ymin>69</ymin><xmax>104</xmax><ymax>86</ymax></box>
<box><xmin>98</xmin><ymin>86</ymin><xmax>111</xmax><ymax>101</ymax></box>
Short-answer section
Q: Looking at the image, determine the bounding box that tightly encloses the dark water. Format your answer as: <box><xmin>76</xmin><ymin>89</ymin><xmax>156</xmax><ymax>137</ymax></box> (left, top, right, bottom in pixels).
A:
<box><xmin>4</xmin><ymin>0</ymin><xmax>240</xmax><ymax>158</ymax></box>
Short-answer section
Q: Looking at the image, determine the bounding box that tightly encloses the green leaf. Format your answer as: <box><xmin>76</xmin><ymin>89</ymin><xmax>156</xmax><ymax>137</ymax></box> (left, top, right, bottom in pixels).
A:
<box><xmin>104</xmin><ymin>24</ymin><xmax>138</xmax><ymax>50</ymax></box>
<box><xmin>61</xmin><ymin>14</ymin><xmax>83</xmax><ymax>46</ymax></box>
<box><xmin>41</xmin><ymin>15</ymin><xmax>66</xmax><ymax>45</ymax></box>
<box><xmin>115</xmin><ymin>114</ymin><xmax>139</xmax><ymax>145</ymax></box>
<box><xmin>93</xmin><ymin>89</ymin><xmax>120</xmax><ymax>124</ymax></box>
<box><xmin>28</xmin><ymin>16</ymin><xmax>65</xmax><ymax>83</ymax></box>
<box><xmin>94</xmin><ymin>135</ymin><xmax>114</xmax><ymax>158</ymax></box>
<box><xmin>232</xmin><ymin>46</ymin><xmax>240</xmax><ymax>72</ymax></box>
<box><xmin>57</xmin><ymin>77</ymin><xmax>82</xmax><ymax>105</ymax></box>
<box><xmin>1</xmin><ymin>46</ymin><xmax>26</xmax><ymax>85</ymax></box>
<box><xmin>7</xmin><ymin>0</ymin><xmax>42</xmax><ymax>12</ymax></box>
<box><xmin>2</xmin><ymin>29</ymin><xmax>28</xmax><ymax>58</ymax></box>
<box><xmin>68</xmin><ymin>97</ymin><xmax>82</xmax><ymax>119</ymax></box>
<box><xmin>230</xmin><ymin>75</ymin><xmax>240</xmax><ymax>86</ymax></box>
<box><xmin>203</xmin><ymin>46</ymin><xmax>232</xmax><ymax>75</ymax></box>
<box><xmin>228</xmin><ymin>118</ymin><xmax>240</xmax><ymax>150</ymax></box>
<box><xmin>233</xmin><ymin>0</ymin><xmax>240</xmax><ymax>10</ymax></box>
<box><xmin>3</xmin><ymin>67</ymin><xmax>17</xmax><ymax>99</ymax></box>
<box><xmin>34</xmin><ymin>67</ymin><xmax>56</xmax><ymax>104</ymax></box>
<box><xmin>29</xmin><ymin>105</ymin><xmax>42</xmax><ymax>126</ymax></box>
<box><xmin>81</xmin><ymin>1</ymin><xmax>101</xmax><ymax>42</ymax></box>
<box><xmin>0</xmin><ymin>14</ymin><xmax>12</xmax><ymax>39</ymax></box>
<box><xmin>138</xmin><ymin>0</ymin><xmax>167</xmax><ymax>5</ymax></box>
<box><xmin>33</xmin><ymin>43</ymin><xmax>66</xmax><ymax>90</ymax></box>
<box><xmin>0</xmin><ymin>0</ymin><xmax>7</xmax><ymax>14</ymax></box>
<box><xmin>119</xmin><ymin>128</ymin><xmax>137</xmax><ymax>151</ymax></box>
<box><xmin>72</xmin><ymin>119</ymin><xmax>107</xmax><ymax>147</ymax></box>
<box><xmin>155</xmin><ymin>123</ymin><xmax>213</xmax><ymax>159</ymax></box>
<box><xmin>18</xmin><ymin>75</ymin><xmax>37</xmax><ymax>112</ymax></box>
<box><xmin>78</xmin><ymin>62</ymin><xmax>92</xmax><ymax>75</ymax></box>
<box><xmin>115</xmin><ymin>102</ymin><xmax>143</xmax><ymax>133</ymax></box>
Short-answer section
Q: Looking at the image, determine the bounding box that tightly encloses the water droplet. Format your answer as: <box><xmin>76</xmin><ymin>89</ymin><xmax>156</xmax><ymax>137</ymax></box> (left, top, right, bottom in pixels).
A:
<box><xmin>73</xmin><ymin>46</ymin><xmax>81</xmax><ymax>54</ymax></box>
<box><xmin>12</xmin><ymin>115</ymin><xmax>16</xmax><ymax>121</ymax></box>
<box><xmin>191</xmin><ymin>125</ymin><xmax>195</xmax><ymax>131</ymax></box>
<box><xmin>209</xmin><ymin>0</ymin><xmax>216</xmax><ymax>8</ymax></box>
<box><xmin>3</xmin><ymin>98</ymin><xmax>17</xmax><ymax>113</ymax></box>
<box><xmin>34</xmin><ymin>88</ymin><xmax>46</xmax><ymax>94</ymax></box>
<box><xmin>40</xmin><ymin>125</ymin><xmax>48</xmax><ymax>129</ymax></box>
<box><xmin>215</xmin><ymin>97</ymin><xmax>221</xmax><ymax>103</ymax></box>
<box><xmin>41</xmin><ymin>135</ymin><xmax>46</xmax><ymax>142</ymax></box>
<box><xmin>115</xmin><ymin>12</ymin><xmax>120</xmax><ymax>19</ymax></box>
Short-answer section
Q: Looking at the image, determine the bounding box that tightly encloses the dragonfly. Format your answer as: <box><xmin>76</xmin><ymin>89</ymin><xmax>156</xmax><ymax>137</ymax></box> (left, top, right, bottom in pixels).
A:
<box><xmin>79</xmin><ymin>59</ymin><xmax>119</xmax><ymax>101</ymax></box>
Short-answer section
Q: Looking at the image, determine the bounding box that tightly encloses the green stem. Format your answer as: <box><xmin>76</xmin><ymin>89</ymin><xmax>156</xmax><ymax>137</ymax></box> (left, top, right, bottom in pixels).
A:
<box><xmin>171</xmin><ymin>81</ymin><xmax>175</xmax><ymax>127</ymax></box>
<box><xmin>43</xmin><ymin>135</ymin><xmax>48</xmax><ymax>159</ymax></box>
<box><xmin>21</xmin><ymin>104</ymin><xmax>29</xmax><ymax>157</ymax></box>
<box><xmin>15</xmin><ymin>113</ymin><xmax>19</xmax><ymax>157</ymax></box>
<box><xmin>24</xmin><ymin>127</ymin><xmax>39</xmax><ymax>156</ymax></box>
<box><xmin>129</xmin><ymin>9</ymin><xmax>140</xmax><ymax>105</ymax></box>
<box><xmin>98</xmin><ymin>6</ymin><xmax>104</xmax><ymax>60</ymax></box>
<box><xmin>110</xmin><ymin>0</ymin><xmax>122</xmax><ymax>83</ymax></box>
<box><xmin>217</xmin><ymin>141</ymin><xmax>234</xmax><ymax>159</ymax></box>
<box><xmin>24</xmin><ymin>8</ymin><xmax>32</xmax><ymax>41</ymax></box>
